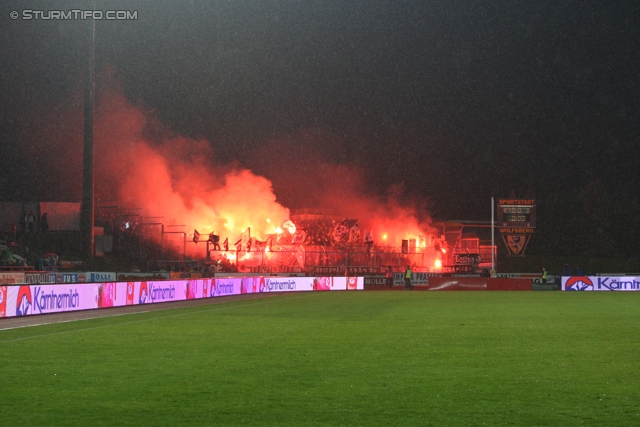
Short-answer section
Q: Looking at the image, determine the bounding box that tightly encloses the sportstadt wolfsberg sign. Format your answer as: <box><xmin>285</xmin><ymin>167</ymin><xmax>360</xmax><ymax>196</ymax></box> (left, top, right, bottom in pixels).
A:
<box><xmin>497</xmin><ymin>199</ymin><xmax>536</xmax><ymax>256</ymax></box>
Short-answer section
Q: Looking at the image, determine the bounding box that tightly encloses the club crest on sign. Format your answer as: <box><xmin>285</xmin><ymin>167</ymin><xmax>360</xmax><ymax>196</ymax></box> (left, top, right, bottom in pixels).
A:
<box><xmin>507</xmin><ymin>235</ymin><xmax>525</xmax><ymax>255</ymax></box>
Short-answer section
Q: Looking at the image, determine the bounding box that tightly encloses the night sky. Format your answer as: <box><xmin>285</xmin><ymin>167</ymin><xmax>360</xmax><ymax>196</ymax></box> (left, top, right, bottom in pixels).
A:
<box><xmin>1</xmin><ymin>1</ymin><xmax>639</xmax><ymax>257</ymax></box>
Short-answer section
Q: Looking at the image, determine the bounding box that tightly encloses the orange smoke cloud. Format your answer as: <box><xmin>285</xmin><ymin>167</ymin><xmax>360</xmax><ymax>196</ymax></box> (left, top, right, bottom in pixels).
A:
<box><xmin>93</xmin><ymin>78</ymin><xmax>289</xmax><ymax>256</ymax></box>
<box><xmin>246</xmin><ymin>132</ymin><xmax>439</xmax><ymax>248</ymax></box>
<box><xmin>24</xmin><ymin>68</ymin><xmax>441</xmax><ymax>266</ymax></box>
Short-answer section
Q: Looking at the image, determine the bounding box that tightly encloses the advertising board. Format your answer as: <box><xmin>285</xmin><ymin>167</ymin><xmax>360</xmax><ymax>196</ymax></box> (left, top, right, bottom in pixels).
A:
<box><xmin>392</xmin><ymin>272</ymin><xmax>438</xmax><ymax>286</ymax></box>
<box><xmin>0</xmin><ymin>286</ymin><xmax>6</xmax><ymax>317</ymax></box>
<box><xmin>364</xmin><ymin>275</ymin><xmax>387</xmax><ymax>286</ymax></box>
<box><xmin>86</xmin><ymin>272</ymin><xmax>117</xmax><ymax>282</ymax></box>
<box><xmin>0</xmin><ymin>272</ymin><xmax>25</xmax><ymax>285</ymax></box>
<box><xmin>312</xmin><ymin>266</ymin><xmax>380</xmax><ymax>275</ymax></box>
<box><xmin>562</xmin><ymin>276</ymin><xmax>640</xmax><ymax>291</ymax></box>
<box><xmin>25</xmin><ymin>272</ymin><xmax>57</xmax><ymax>284</ymax></box>
<box><xmin>54</xmin><ymin>273</ymin><xmax>85</xmax><ymax>283</ymax></box>
<box><xmin>5</xmin><ymin>284</ymin><xmax>99</xmax><ymax>316</ymax></box>
<box><xmin>0</xmin><ymin>276</ymin><xmax>364</xmax><ymax>319</ymax></box>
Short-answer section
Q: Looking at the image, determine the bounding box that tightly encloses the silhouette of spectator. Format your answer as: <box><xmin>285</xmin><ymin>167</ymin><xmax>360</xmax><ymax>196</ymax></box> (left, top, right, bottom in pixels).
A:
<box><xmin>404</xmin><ymin>265</ymin><xmax>413</xmax><ymax>290</ymax></box>
<box><xmin>385</xmin><ymin>266</ymin><xmax>393</xmax><ymax>287</ymax></box>
<box><xmin>40</xmin><ymin>213</ymin><xmax>49</xmax><ymax>232</ymax></box>
<box><xmin>26</xmin><ymin>211</ymin><xmax>35</xmax><ymax>233</ymax></box>
<box><xmin>19</xmin><ymin>213</ymin><xmax>27</xmax><ymax>234</ymax></box>
<box><xmin>210</xmin><ymin>233</ymin><xmax>220</xmax><ymax>250</ymax></box>
<box><xmin>23</xmin><ymin>246</ymin><xmax>29</xmax><ymax>262</ymax></box>
<box><xmin>1</xmin><ymin>249</ymin><xmax>13</xmax><ymax>265</ymax></box>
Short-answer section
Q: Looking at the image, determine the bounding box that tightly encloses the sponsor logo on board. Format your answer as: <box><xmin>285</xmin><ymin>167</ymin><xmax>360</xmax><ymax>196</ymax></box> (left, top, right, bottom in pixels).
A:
<box><xmin>564</xmin><ymin>276</ymin><xmax>593</xmax><ymax>291</ymax></box>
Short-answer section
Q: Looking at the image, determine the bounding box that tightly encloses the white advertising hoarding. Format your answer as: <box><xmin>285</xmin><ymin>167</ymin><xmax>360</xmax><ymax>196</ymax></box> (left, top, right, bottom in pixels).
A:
<box><xmin>562</xmin><ymin>276</ymin><xmax>640</xmax><ymax>291</ymax></box>
<box><xmin>5</xmin><ymin>284</ymin><xmax>99</xmax><ymax>317</ymax></box>
<box><xmin>0</xmin><ymin>276</ymin><xmax>364</xmax><ymax>318</ymax></box>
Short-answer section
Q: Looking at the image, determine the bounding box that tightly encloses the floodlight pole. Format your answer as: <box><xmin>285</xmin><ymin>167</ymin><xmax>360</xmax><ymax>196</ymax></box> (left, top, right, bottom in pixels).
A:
<box><xmin>491</xmin><ymin>197</ymin><xmax>495</xmax><ymax>273</ymax></box>
<box><xmin>81</xmin><ymin>10</ymin><xmax>96</xmax><ymax>261</ymax></box>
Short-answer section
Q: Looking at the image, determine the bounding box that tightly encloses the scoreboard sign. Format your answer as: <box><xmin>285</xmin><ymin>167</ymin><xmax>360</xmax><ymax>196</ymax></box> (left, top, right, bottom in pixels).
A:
<box><xmin>497</xmin><ymin>199</ymin><xmax>536</xmax><ymax>227</ymax></box>
<box><xmin>497</xmin><ymin>199</ymin><xmax>536</xmax><ymax>256</ymax></box>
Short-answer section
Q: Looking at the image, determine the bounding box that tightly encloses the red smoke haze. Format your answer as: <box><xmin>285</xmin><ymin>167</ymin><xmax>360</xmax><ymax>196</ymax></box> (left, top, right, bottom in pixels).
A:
<box><xmin>93</xmin><ymin>84</ymin><xmax>289</xmax><ymax>255</ymax></box>
<box><xmin>22</xmin><ymin>69</ymin><xmax>440</xmax><ymax>263</ymax></box>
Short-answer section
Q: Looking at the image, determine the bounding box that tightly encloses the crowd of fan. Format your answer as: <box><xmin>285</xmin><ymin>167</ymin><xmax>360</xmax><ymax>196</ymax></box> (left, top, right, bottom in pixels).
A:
<box><xmin>0</xmin><ymin>241</ymin><xmax>28</xmax><ymax>267</ymax></box>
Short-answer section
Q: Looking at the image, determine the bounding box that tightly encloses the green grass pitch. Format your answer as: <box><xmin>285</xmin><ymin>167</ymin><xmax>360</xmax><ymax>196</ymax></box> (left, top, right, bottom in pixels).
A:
<box><xmin>1</xmin><ymin>291</ymin><xmax>639</xmax><ymax>426</ymax></box>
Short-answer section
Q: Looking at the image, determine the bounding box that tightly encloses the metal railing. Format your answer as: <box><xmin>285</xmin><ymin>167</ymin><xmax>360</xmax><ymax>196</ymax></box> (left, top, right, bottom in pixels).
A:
<box><xmin>228</xmin><ymin>246</ymin><xmax>440</xmax><ymax>273</ymax></box>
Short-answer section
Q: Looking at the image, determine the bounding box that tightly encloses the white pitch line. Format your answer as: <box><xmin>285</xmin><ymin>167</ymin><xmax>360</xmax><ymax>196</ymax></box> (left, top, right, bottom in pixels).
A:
<box><xmin>0</xmin><ymin>311</ymin><xmax>152</xmax><ymax>331</ymax></box>
<box><xmin>0</xmin><ymin>293</ymin><xmax>315</xmax><ymax>343</ymax></box>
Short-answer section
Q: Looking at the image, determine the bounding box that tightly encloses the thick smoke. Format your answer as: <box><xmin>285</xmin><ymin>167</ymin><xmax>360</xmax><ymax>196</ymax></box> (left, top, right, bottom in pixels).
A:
<box><xmin>92</xmin><ymin>78</ymin><xmax>289</xmax><ymax>251</ymax></box>
<box><xmin>19</xmin><ymin>68</ymin><xmax>438</xmax><ymax>260</ymax></box>
<box><xmin>245</xmin><ymin>131</ymin><xmax>437</xmax><ymax>248</ymax></box>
